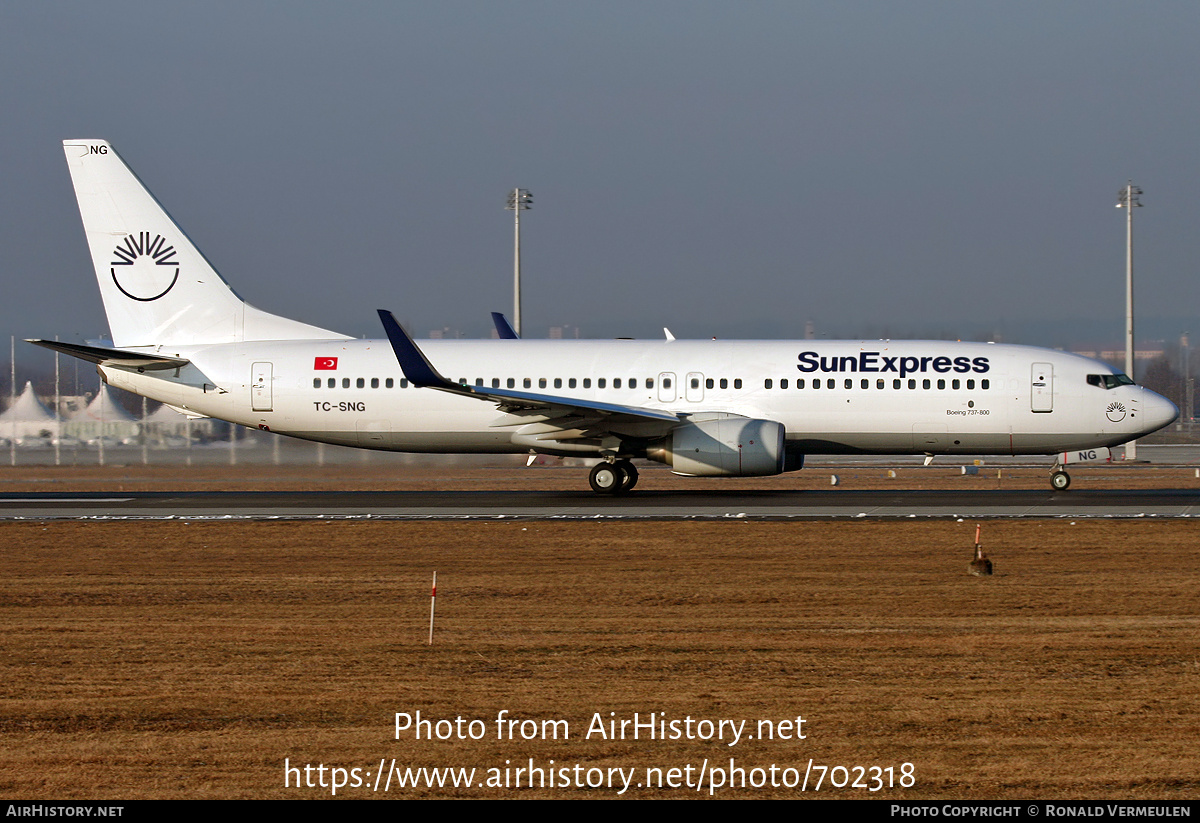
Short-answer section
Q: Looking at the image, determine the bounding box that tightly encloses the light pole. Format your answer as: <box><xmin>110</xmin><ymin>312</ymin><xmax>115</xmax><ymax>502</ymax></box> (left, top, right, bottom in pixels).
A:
<box><xmin>1182</xmin><ymin>332</ymin><xmax>1193</xmax><ymax>432</ymax></box>
<box><xmin>1116</xmin><ymin>181</ymin><xmax>1142</xmax><ymax>459</ymax></box>
<box><xmin>505</xmin><ymin>188</ymin><xmax>532</xmax><ymax>337</ymax></box>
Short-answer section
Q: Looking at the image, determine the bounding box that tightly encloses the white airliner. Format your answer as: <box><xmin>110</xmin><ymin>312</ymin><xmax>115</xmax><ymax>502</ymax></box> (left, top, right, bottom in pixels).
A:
<box><xmin>33</xmin><ymin>140</ymin><xmax>1178</xmax><ymax>494</ymax></box>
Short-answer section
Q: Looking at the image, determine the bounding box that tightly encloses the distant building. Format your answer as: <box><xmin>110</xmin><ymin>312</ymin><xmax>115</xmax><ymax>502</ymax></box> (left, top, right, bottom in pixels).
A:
<box><xmin>1070</xmin><ymin>344</ymin><xmax>1165</xmax><ymax>363</ymax></box>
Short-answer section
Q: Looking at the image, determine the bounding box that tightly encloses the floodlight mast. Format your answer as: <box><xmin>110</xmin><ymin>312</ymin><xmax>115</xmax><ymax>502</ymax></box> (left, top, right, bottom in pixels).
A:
<box><xmin>1116</xmin><ymin>181</ymin><xmax>1142</xmax><ymax>459</ymax></box>
<box><xmin>505</xmin><ymin>188</ymin><xmax>533</xmax><ymax>337</ymax></box>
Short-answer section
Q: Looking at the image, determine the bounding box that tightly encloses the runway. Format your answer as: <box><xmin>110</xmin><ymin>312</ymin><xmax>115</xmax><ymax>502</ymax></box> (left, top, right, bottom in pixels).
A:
<box><xmin>2</xmin><ymin>487</ymin><xmax>1199</xmax><ymax>520</ymax></box>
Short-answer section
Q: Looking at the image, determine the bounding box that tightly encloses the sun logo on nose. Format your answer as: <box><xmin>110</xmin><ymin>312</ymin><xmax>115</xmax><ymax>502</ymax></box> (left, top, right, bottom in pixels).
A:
<box><xmin>110</xmin><ymin>232</ymin><xmax>180</xmax><ymax>301</ymax></box>
<box><xmin>1106</xmin><ymin>401</ymin><xmax>1127</xmax><ymax>422</ymax></box>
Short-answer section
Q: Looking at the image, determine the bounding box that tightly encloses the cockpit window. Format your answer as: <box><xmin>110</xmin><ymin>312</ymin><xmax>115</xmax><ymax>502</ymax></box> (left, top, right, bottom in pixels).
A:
<box><xmin>1087</xmin><ymin>373</ymin><xmax>1135</xmax><ymax>390</ymax></box>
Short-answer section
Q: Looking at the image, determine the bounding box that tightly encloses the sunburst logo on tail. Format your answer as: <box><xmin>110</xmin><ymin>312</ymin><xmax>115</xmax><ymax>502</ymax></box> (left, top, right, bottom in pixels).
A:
<box><xmin>110</xmin><ymin>232</ymin><xmax>179</xmax><ymax>301</ymax></box>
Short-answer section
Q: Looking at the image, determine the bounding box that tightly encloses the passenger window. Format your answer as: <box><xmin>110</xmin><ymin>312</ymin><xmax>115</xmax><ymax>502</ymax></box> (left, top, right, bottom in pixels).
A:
<box><xmin>400</xmin><ymin>379</ymin><xmax>409</xmax><ymax>388</ymax></box>
<box><xmin>893</xmin><ymin>379</ymin><xmax>901</xmax><ymax>389</ymax></box>
<box><xmin>630</xmin><ymin>378</ymin><xmax>637</xmax><ymax>389</ymax></box>
<box><xmin>492</xmin><ymin>378</ymin><xmax>500</xmax><ymax>388</ymax></box>
<box><xmin>718</xmin><ymin>378</ymin><xmax>726</xmax><ymax>389</ymax></box>
<box><xmin>860</xmin><ymin>379</ymin><xmax>868</xmax><ymax>389</ymax></box>
<box><xmin>598</xmin><ymin>378</ymin><xmax>606</xmax><ymax>388</ymax></box>
<box><xmin>826</xmin><ymin>379</ymin><xmax>834</xmax><ymax>389</ymax></box>
<box><xmin>342</xmin><ymin>378</ymin><xmax>350</xmax><ymax>388</ymax></box>
<box><xmin>797</xmin><ymin>379</ymin><xmax>805</xmax><ymax>389</ymax></box>
<box><xmin>524</xmin><ymin>378</ymin><xmax>532</xmax><ymax>388</ymax></box>
<box><xmin>981</xmin><ymin>379</ymin><xmax>990</xmax><ymax>390</ymax></box>
<box><xmin>781</xmin><ymin>379</ymin><xmax>788</xmax><ymax>389</ymax></box>
<box><xmin>735</xmin><ymin>379</ymin><xmax>743</xmax><ymax>389</ymax></box>
<box><xmin>966</xmin><ymin>379</ymin><xmax>975</xmax><ymax>390</ymax></box>
<box><xmin>554</xmin><ymin>378</ymin><xmax>562</xmax><ymax>389</ymax></box>
<box><xmin>646</xmin><ymin>378</ymin><xmax>653</xmax><ymax>389</ymax></box>
<box><xmin>357</xmin><ymin>378</ymin><xmax>365</xmax><ymax>388</ymax></box>
<box><xmin>507</xmin><ymin>378</ymin><xmax>515</xmax><ymax>388</ymax></box>
<box><xmin>584</xmin><ymin>378</ymin><xmax>592</xmax><ymax>388</ymax></box>
<box><xmin>877</xmin><ymin>379</ymin><xmax>884</xmax><ymax>389</ymax></box>
<box><xmin>908</xmin><ymin>379</ymin><xmax>916</xmax><ymax>389</ymax></box>
<box><xmin>937</xmin><ymin>379</ymin><xmax>945</xmax><ymax>390</ymax></box>
<box><xmin>539</xmin><ymin>378</ymin><xmax>547</xmax><ymax>388</ymax></box>
<box><xmin>765</xmin><ymin>379</ymin><xmax>773</xmax><ymax>389</ymax></box>
<box><xmin>372</xmin><ymin>378</ymin><xmax>380</xmax><ymax>388</ymax></box>
<box><xmin>569</xmin><ymin>378</ymin><xmax>577</xmax><ymax>388</ymax></box>
<box><xmin>386</xmin><ymin>378</ymin><xmax>394</xmax><ymax>388</ymax></box>
<box><xmin>614</xmin><ymin>378</ymin><xmax>622</xmax><ymax>389</ymax></box>
<box><xmin>313</xmin><ymin>378</ymin><xmax>320</xmax><ymax>388</ymax></box>
<box><xmin>328</xmin><ymin>378</ymin><xmax>335</xmax><ymax>388</ymax></box>
<box><xmin>475</xmin><ymin>378</ymin><xmax>483</xmax><ymax>387</ymax></box>
<box><xmin>952</xmin><ymin>379</ymin><xmax>960</xmax><ymax>390</ymax></box>
<box><xmin>844</xmin><ymin>379</ymin><xmax>852</xmax><ymax>389</ymax></box>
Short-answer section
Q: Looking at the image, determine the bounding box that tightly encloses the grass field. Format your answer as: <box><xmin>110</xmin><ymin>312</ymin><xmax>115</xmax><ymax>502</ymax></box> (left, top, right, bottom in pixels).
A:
<box><xmin>1</xmin><ymin>494</ymin><xmax>1197</xmax><ymax>798</ymax></box>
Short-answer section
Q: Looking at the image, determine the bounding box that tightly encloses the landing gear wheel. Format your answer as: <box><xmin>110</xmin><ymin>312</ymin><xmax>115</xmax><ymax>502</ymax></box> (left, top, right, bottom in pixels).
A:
<box><xmin>615</xmin><ymin>460</ymin><xmax>638</xmax><ymax>492</ymax></box>
<box><xmin>1050</xmin><ymin>470</ymin><xmax>1071</xmax><ymax>491</ymax></box>
<box><xmin>589</xmin><ymin>461</ymin><xmax>627</xmax><ymax>495</ymax></box>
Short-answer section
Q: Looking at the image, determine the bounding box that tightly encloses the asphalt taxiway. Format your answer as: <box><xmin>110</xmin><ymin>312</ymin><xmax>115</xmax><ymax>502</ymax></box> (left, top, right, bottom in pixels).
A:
<box><xmin>1</xmin><ymin>487</ymin><xmax>1199</xmax><ymax>520</ymax></box>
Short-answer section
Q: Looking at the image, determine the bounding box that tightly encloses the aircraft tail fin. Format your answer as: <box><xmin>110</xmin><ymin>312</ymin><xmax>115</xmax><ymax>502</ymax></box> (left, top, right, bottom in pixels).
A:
<box><xmin>62</xmin><ymin>140</ymin><xmax>345</xmax><ymax>348</ymax></box>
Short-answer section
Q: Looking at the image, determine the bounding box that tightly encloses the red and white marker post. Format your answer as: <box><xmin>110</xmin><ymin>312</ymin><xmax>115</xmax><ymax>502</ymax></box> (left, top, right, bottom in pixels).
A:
<box><xmin>429</xmin><ymin>571</ymin><xmax>437</xmax><ymax>645</ymax></box>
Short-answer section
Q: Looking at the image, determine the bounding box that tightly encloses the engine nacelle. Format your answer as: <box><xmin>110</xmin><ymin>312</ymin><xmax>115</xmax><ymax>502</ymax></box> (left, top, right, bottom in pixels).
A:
<box><xmin>648</xmin><ymin>415</ymin><xmax>787</xmax><ymax>477</ymax></box>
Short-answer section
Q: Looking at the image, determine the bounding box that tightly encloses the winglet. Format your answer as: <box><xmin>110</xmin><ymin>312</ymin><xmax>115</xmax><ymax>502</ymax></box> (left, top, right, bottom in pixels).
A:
<box><xmin>491</xmin><ymin>312</ymin><xmax>520</xmax><ymax>339</ymax></box>
<box><xmin>377</xmin><ymin>310</ymin><xmax>456</xmax><ymax>389</ymax></box>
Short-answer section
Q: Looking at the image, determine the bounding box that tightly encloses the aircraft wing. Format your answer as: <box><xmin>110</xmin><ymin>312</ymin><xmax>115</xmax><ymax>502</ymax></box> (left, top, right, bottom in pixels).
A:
<box><xmin>27</xmin><ymin>339</ymin><xmax>190</xmax><ymax>371</ymax></box>
<box><xmin>377</xmin><ymin>311</ymin><xmax>681</xmax><ymax>439</ymax></box>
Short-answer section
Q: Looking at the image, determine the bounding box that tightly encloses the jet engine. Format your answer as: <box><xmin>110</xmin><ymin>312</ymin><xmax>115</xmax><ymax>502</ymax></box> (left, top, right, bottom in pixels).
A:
<box><xmin>646</xmin><ymin>414</ymin><xmax>789</xmax><ymax>477</ymax></box>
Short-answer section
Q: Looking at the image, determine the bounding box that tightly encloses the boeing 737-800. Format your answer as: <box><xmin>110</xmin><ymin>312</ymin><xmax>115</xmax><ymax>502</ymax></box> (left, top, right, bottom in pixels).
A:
<box><xmin>32</xmin><ymin>140</ymin><xmax>1178</xmax><ymax>494</ymax></box>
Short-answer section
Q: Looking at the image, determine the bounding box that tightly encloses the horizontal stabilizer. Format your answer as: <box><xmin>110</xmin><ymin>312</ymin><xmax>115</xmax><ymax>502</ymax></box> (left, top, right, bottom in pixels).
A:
<box><xmin>26</xmin><ymin>339</ymin><xmax>189</xmax><ymax>370</ymax></box>
<box><xmin>162</xmin><ymin>403</ymin><xmax>210</xmax><ymax>420</ymax></box>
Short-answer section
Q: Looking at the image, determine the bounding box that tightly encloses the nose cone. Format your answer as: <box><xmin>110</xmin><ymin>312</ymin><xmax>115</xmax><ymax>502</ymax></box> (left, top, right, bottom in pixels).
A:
<box><xmin>1140</xmin><ymin>388</ymin><xmax>1179</xmax><ymax>435</ymax></box>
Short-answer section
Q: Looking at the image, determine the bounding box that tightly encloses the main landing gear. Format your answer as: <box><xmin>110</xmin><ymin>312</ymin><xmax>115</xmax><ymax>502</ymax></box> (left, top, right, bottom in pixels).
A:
<box><xmin>589</xmin><ymin>459</ymin><xmax>639</xmax><ymax>495</ymax></box>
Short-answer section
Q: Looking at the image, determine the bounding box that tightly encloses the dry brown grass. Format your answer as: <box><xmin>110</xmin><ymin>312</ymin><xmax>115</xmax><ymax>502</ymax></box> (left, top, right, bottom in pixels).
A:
<box><xmin>1</xmin><ymin>518</ymin><xmax>1197</xmax><ymax>798</ymax></box>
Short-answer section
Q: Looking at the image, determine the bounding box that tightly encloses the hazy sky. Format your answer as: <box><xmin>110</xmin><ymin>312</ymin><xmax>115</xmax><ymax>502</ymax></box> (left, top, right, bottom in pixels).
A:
<box><xmin>3</xmin><ymin>1</ymin><xmax>1199</xmax><ymax>355</ymax></box>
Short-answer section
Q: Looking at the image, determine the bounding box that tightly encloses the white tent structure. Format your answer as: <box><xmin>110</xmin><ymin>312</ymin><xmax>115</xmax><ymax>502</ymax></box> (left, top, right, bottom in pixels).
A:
<box><xmin>143</xmin><ymin>401</ymin><xmax>213</xmax><ymax>443</ymax></box>
<box><xmin>64</xmin><ymin>385</ymin><xmax>140</xmax><ymax>443</ymax></box>
<box><xmin>0</xmin><ymin>382</ymin><xmax>59</xmax><ymax>443</ymax></box>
